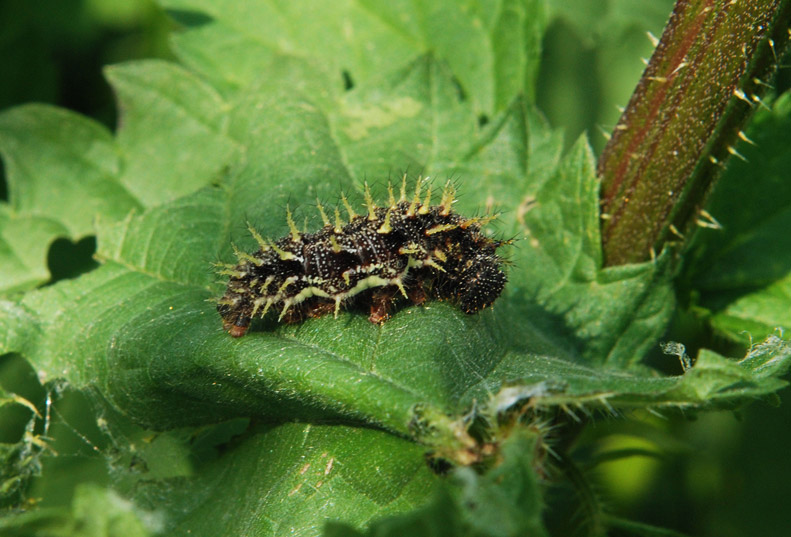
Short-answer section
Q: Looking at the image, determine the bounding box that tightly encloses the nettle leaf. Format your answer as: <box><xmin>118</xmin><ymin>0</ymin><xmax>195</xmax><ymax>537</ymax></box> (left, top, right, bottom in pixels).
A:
<box><xmin>3</xmin><ymin>2</ymin><xmax>791</xmax><ymax>535</ymax></box>
<box><xmin>129</xmin><ymin>423</ymin><xmax>438</xmax><ymax>536</ymax></box>
<box><xmin>0</xmin><ymin>62</ymin><xmax>249</xmax><ymax>294</ymax></box>
<box><xmin>685</xmin><ymin>91</ymin><xmax>791</xmax><ymax>344</ymax></box>
<box><xmin>0</xmin><ymin>205</ymin><xmax>69</xmax><ymax>294</ymax></box>
<box><xmin>106</xmin><ymin>60</ymin><xmax>241</xmax><ymax>207</ymax></box>
<box><xmin>326</xmin><ymin>426</ymin><xmax>546</xmax><ymax>537</ymax></box>
<box><xmin>4</xmin><ymin>54</ymin><xmax>784</xmax><ymax>444</ymax></box>
<box><xmin>0</xmin><ymin>105</ymin><xmax>134</xmax><ymax>237</ymax></box>
<box><xmin>511</xmin><ymin>138</ymin><xmax>676</xmax><ymax>369</ymax></box>
<box><xmin>158</xmin><ymin>0</ymin><xmax>545</xmax><ymax>115</ymax></box>
<box><xmin>0</xmin><ymin>105</ymin><xmax>139</xmax><ymax>293</ymax></box>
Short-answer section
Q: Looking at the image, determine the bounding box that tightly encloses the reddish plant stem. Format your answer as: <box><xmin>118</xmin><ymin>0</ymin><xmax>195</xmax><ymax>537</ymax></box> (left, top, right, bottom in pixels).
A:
<box><xmin>598</xmin><ymin>0</ymin><xmax>791</xmax><ymax>266</ymax></box>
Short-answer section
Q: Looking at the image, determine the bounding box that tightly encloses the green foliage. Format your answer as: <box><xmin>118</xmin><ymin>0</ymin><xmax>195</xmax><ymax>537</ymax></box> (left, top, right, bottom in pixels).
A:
<box><xmin>326</xmin><ymin>427</ymin><xmax>546</xmax><ymax>537</ymax></box>
<box><xmin>685</xmin><ymin>92</ymin><xmax>791</xmax><ymax>345</ymax></box>
<box><xmin>539</xmin><ymin>0</ymin><xmax>674</xmax><ymax>152</ymax></box>
<box><xmin>129</xmin><ymin>423</ymin><xmax>438</xmax><ymax>536</ymax></box>
<box><xmin>0</xmin><ymin>105</ymin><xmax>138</xmax><ymax>293</ymax></box>
<box><xmin>0</xmin><ymin>483</ymin><xmax>154</xmax><ymax>537</ymax></box>
<box><xmin>0</xmin><ymin>391</ymin><xmax>41</xmax><ymax>511</ymax></box>
<box><xmin>159</xmin><ymin>0</ymin><xmax>545</xmax><ymax>115</ymax></box>
<box><xmin>1</xmin><ymin>1</ymin><xmax>790</xmax><ymax>536</ymax></box>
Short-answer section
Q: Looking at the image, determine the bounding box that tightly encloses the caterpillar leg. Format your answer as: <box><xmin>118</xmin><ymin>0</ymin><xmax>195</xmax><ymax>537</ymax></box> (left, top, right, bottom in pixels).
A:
<box><xmin>369</xmin><ymin>287</ymin><xmax>399</xmax><ymax>324</ymax></box>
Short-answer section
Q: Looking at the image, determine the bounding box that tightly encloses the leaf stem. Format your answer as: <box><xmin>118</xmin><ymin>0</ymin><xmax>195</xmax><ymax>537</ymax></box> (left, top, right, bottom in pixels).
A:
<box><xmin>598</xmin><ymin>0</ymin><xmax>791</xmax><ymax>266</ymax></box>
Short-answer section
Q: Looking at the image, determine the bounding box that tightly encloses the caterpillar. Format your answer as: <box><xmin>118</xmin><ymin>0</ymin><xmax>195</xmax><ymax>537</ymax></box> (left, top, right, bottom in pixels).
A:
<box><xmin>216</xmin><ymin>178</ymin><xmax>507</xmax><ymax>337</ymax></box>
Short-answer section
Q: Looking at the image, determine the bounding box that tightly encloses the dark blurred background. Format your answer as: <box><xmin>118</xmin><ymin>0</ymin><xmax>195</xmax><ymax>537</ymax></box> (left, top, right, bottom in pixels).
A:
<box><xmin>0</xmin><ymin>0</ymin><xmax>172</xmax><ymax>129</ymax></box>
<box><xmin>1</xmin><ymin>1</ymin><xmax>789</xmax><ymax>535</ymax></box>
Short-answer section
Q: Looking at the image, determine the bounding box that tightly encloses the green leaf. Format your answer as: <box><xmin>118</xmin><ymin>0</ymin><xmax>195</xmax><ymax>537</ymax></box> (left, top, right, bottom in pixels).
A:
<box><xmin>510</xmin><ymin>138</ymin><xmax>676</xmax><ymax>368</ymax></box>
<box><xmin>0</xmin><ymin>105</ymin><xmax>141</xmax><ymax>292</ymax></box>
<box><xmin>476</xmin><ymin>335</ymin><xmax>791</xmax><ymax>413</ymax></box>
<box><xmin>106</xmin><ymin>60</ymin><xmax>241</xmax><ymax>207</ymax></box>
<box><xmin>326</xmin><ymin>426</ymin><xmax>548</xmax><ymax>537</ymax></box>
<box><xmin>3</xmin><ymin>56</ymin><xmax>783</xmax><ymax>445</ymax></box>
<box><xmin>128</xmin><ymin>423</ymin><xmax>437</xmax><ymax>536</ymax></box>
<box><xmin>685</xmin><ymin>91</ymin><xmax>791</xmax><ymax>343</ymax></box>
<box><xmin>158</xmin><ymin>0</ymin><xmax>545</xmax><ymax>115</ymax></box>
<box><xmin>0</xmin><ymin>105</ymin><xmax>138</xmax><ymax>238</ymax></box>
<box><xmin>324</xmin><ymin>493</ymin><xmax>463</xmax><ymax>537</ymax></box>
<box><xmin>4</xmin><ymin>3</ymin><xmax>791</xmax><ymax>534</ymax></box>
<box><xmin>671</xmin><ymin>345</ymin><xmax>790</xmax><ymax>405</ymax></box>
<box><xmin>0</xmin><ymin>484</ymin><xmax>154</xmax><ymax>537</ymax></box>
<box><xmin>0</xmin><ymin>206</ymin><xmax>68</xmax><ymax>294</ymax></box>
<box><xmin>448</xmin><ymin>426</ymin><xmax>546</xmax><ymax>537</ymax></box>
<box><xmin>706</xmin><ymin>277</ymin><xmax>791</xmax><ymax>344</ymax></box>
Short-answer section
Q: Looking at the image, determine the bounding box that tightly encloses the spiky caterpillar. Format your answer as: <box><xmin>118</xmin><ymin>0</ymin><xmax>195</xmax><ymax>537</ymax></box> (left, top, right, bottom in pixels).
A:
<box><xmin>216</xmin><ymin>180</ymin><xmax>507</xmax><ymax>337</ymax></box>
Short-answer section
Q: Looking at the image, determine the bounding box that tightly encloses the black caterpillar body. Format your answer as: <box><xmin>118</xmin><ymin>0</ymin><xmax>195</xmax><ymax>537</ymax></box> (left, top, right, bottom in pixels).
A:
<box><xmin>216</xmin><ymin>180</ymin><xmax>507</xmax><ymax>337</ymax></box>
